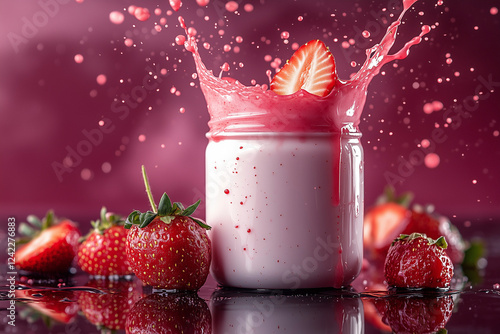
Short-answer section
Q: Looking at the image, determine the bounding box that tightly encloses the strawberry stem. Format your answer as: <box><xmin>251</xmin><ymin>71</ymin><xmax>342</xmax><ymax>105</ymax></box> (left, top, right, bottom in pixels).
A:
<box><xmin>142</xmin><ymin>165</ymin><xmax>158</xmax><ymax>213</ymax></box>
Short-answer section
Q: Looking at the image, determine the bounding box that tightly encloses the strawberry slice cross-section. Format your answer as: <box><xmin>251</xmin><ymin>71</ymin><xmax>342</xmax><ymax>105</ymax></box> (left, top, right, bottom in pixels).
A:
<box><xmin>271</xmin><ymin>39</ymin><xmax>337</xmax><ymax>97</ymax></box>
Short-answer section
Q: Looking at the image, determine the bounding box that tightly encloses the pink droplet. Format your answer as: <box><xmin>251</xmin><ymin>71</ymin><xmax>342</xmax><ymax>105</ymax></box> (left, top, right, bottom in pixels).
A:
<box><xmin>124</xmin><ymin>38</ymin><xmax>134</xmax><ymax>47</ymax></box>
<box><xmin>291</xmin><ymin>42</ymin><xmax>299</xmax><ymax>50</ymax></box>
<box><xmin>134</xmin><ymin>7</ymin><xmax>150</xmax><ymax>21</ymax></box>
<box><xmin>101</xmin><ymin>162</ymin><xmax>112</xmax><ymax>173</ymax></box>
<box><xmin>421</xmin><ymin>139</ymin><xmax>430</xmax><ymax>148</ymax></box>
<box><xmin>235</xmin><ymin>36</ymin><xmax>243</xmax><ymax>43</ymax></box>
<box><xmin>127</xmin><ymin>5</ymin><xmax>137</xmax><ymax>15</ymax></box>
<box><xmin>74</xmin><ymin>54</ymin><xmax>84</xmax><ymax>63</ymax></box>
<box><xmin>493</xmin><ymin>130</ymin><xmax>499</xmax><ymax>137</ymax></box>
<box><xmin>362</xmin><ymin>30</ymin><xmax>370</xmax><ymax>38</ymax></box>
<box><xmin>179</xmin><ymin>107</ymin><xmax>186</xmax><ymax>113</ymax></box>
<box><xmin>341</xmin><ymin>41</ymin><xmax>350</xmax><ymax>49</ymax></box>
<box><xmin>224</xmin><ymin>189</ymin><xmax>230</xmax><ymax>194</ymax></box>
<box><xmin>154</xmin><ymin>8</ymin><xmax>162</xmax><ymax>16</ymax></box>
<box><xmin>169</xmin><ymin>0</ymin><xmax>182</xmax><ymax>11</ymax></box>
<box><xmin>221</xmin><ymin>62</ymin><xmax>230</xmax><ymax>72</ymax></box>
<box><xmin>178</xmin><ymin>16</ymin><xmax>186</xmax><ymax>29</ymax></box>
<box><xmin>81</xmin><ymin>168</ymin><xmax>93</xmax><ymax>181</ymax></box>
<box><xmin>424</xmin><ymin>153</ymin><xmax>440</xmax><ymax>168</ymax></box>
<box><xmin>243</xmin><ymin>3</ymin><xmax>254</xmax><ymax>12</ymax></box>
<box><xmin>491</xmin><ymin>7</ymin><xmax>499</xmax><ymax>15</ymax></box>
<box><xmin>472</xmin><ymin>179</ymin><xmax>478</xmax><ymax>184</ymax></box>
<box><xmin>223</xmin><ymin>44</ymin><xmax>231</xmax><ymax>52</ymax></box>
<box><xmin>187</xmin><ymin>27</ymin><xmax>197</xmax><ymax>37</ymax></box>
<box><xmin>446</xmin><ymin>58</ymin><xmax>452</xmax><ymax>64</ymax></box>
<box><xmin>138</xmin><ymin>134</ymin><xmax>146</xmax><ymax>142</ymax></box>
<box><xmin>493</xmin><ymin>283</ymin><xmax>500</xmax><ymax>289</ymax></box>
<box><xmin>297</xmin><ymin>15</ymin><xmax>303</xmax><ymax>21</ymax></box>
<box><xmin>175</xmin><ymin>35</ymin><xmax>186</xmax><ymax>45</ymax></box>
<box><xmin>203</xmin><ymin>42</ymin><xmax>210</xmax><ymax>49</ymax></box>
<box><xmin>225</xmin><ymin>1</ymin><xmax>238</xmax><ymax>12</ymax></box>
<box><xmin>109</xmin><ymin>11</ymin><xmax>125</xmax><ymax>24</ymax></box>
<box><xmin>197</xmin><ymin>0</ymin><xmax>210</xmax><ymax>6</ymax></box>
<box><xmin>432</xmin><ymin>101</ymin><xmax>444</xmax><ymax>111</ymax></box>
<box><xmin>96</xmin><ymin>74</ymin><xmax>107</xmax><ymax>85</ymax></box>
<box><xmin>280</xmin><ymin>31</ymin><xmax>290</xmax><ymax>39</ymax></box>
<box><xmin>423</xmin><ymin>102</ymin><xmax>434</xmax><ymax>114</ymax></box>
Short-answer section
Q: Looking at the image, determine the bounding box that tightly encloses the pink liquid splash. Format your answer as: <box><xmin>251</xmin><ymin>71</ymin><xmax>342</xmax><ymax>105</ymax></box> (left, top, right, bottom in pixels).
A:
<box><xmin>180</xmin><ymin>0</ymin><xmax>430</xmax><ymax>138</ymax></box>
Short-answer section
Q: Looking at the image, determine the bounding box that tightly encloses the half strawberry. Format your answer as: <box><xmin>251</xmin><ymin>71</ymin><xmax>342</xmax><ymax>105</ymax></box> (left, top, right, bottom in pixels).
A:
<box><xmin>270</xmin><ymin>39</ymin><xmax>337</xmax><ymax>97</ymax></box>
<box><xmin>15</xmin><ymin>211</ymin><xmax>80</xmax><ymax>274</ymax></box>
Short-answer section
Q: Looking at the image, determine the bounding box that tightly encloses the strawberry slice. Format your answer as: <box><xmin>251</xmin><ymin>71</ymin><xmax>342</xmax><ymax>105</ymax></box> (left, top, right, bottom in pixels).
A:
<box><xmin>270</xmin><ymin>39</ymin><xmax>337</xmax><ymax>97</ymax></box>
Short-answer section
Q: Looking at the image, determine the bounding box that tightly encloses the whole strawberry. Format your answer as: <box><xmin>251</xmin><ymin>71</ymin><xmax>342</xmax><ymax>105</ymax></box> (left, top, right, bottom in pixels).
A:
<box><xmin>15</xmin><ymin>211</ymin><xmax>80</xmax><ymax>274</ymax></box>
<box><xmin>125</xmin><ymin>166</ymin><xmax>211</xmax><ymax>290</ymax></box>
<box><xmin>384</xmin><ymin>233</ymin><xmax>453</xmax><ymax>289</ymax></box>
<box><xmin>381</xmin><ymin>294</ymin><xmax>454</xmax><ymax>333</ymax></box>
<box><xmin>78</xmin><ymin>278</ymin><xmax>142</xmax><ymax>331</ymax></box>
<box><xmin>77</xmin><ymin>207</ymin><xmax>133</xmax><ymax>277</ymax></box>
<box><xmin>126</xmin><ymin>292</ymin><xmax>211</xmax><ymax>333</ymax></box>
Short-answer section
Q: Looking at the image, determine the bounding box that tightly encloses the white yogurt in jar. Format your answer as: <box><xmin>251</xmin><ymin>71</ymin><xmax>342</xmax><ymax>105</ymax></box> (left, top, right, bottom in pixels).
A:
<box><xmin>206</xmin><ymin>131</ymin><xmax>363</xmax><ymax>289</ymax></box>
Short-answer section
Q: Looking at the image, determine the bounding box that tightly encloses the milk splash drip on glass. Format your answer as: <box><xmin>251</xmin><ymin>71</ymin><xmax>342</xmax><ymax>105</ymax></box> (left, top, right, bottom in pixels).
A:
<box><xmin>180</xmin><ymin>0</ymin><xmax>430</xmax><ymax>289</ymax></box>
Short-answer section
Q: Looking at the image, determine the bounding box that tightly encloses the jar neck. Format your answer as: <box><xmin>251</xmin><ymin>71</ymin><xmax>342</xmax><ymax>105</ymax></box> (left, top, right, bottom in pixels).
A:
<box><xmin>206</xmin><ymin>126</ymin><xmax>361</xmax><ymax>140</ymax></box>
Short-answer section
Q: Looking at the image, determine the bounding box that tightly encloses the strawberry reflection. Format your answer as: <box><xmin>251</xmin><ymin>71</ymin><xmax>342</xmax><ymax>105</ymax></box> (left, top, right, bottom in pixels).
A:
<box><xmin>78</xmin><ymin>278</ymin><xmax>142</xmax><ymax>332</ymax></box>
<box><xmin>126</xmin><ymin>292</ymin><xmax>212</xmax><ymax>333</ymax></box>
<box><xmin>16</xmin><ymin>288</ymin><xmax>79</xmax><ymax>325</ymax></box>
<box><xmin>210</xmin><ymin>288</ymin><xmax>363</xmax><ymax>334</ymax></box>
<box><xmin>376</xmin><ymin>293</ymin><xmax>455</xmax><ymax>334</ymax></box>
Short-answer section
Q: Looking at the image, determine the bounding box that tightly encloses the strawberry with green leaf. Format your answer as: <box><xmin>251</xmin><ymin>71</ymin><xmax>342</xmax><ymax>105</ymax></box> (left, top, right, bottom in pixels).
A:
<box><xmin>15</xmin><ymin>211</ymin><xmax>80</xmax><ymax>274</ymax></box>
<box><xmin>125</xmin><ymin>165</ymin><xmax>211</xmax><ymax>290</ymax></box>
<box><xmin>77</xmin><ymin>207</ymin><xmax>133</xmax><ymax>277</ymax></box>
<box><xmin>384</xmin><ymin>233</ymin><xmax>454</xmax><ymax>289</ymax></box>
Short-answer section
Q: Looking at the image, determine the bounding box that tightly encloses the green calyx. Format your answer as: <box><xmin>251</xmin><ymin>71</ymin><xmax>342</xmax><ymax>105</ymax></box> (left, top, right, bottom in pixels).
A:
<box><xmin>79</xmin><ymin>207</ymin><xmax>124</xmax><ymax>243</ymax></box>
<box><xmin>124</xmin><ymin>165</ymin><xmax>211</xmax><ymax>230</ymax></box>
<box><xmin>393</xmin><ymin>232</ymin><xmax>448</xmax><ymax>249</ymax></box>
<box><xmin>17</xmin><ymin>210</ymin><xmax>57</xmax><ymax>245</ymax></box>
<box><xmin>375</xmin><ymin>185</ymin><xmax>414</xmax><ymax>208</ymax></box>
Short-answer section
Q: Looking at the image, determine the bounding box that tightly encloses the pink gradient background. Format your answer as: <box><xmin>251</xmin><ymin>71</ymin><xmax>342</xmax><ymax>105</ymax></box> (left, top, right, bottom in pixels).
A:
<box><xmin>0</xmin><ymin>0</ymin><xmax>499</xmax><ymax>230</ymax></box>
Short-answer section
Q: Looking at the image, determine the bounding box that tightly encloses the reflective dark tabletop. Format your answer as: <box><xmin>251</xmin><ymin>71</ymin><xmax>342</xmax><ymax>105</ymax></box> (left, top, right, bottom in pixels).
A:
<box><xmin>1</xmin><ymin>220</ymin><xmax>499</xmax><ymax>333</ymax></box>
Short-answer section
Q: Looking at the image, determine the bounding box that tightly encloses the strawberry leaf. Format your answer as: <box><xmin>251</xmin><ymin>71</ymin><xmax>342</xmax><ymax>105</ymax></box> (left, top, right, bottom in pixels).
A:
<box><xmin>139</xmin><ymin>211</ymin><xmax>157</xmax><ymax>228</ymax></box>
<box><xmin>433</xmin><ymin>236</ymin><xmax>448</xmax><ymax>249</ymax></box>
<box><xmin>19</xmin><ymin>222</ymin><xmax>37</xmax><ymax>238</ymax></box>
<box><xmin>172</xmin><ymin>202</ymin><xmax>185</xmax><ymax>213</ymax></box>
<box><xmin>26</xmin><ymin>215</ymin><xmax>42</xmax><ymax>228</ymax></box>
<box><xmin>125</xmin><ymin>210</ymin><xmax>141</xmax><ymax>229</ymax></box>
<box><xmin>157</xmin><ymin>193</ymin><xmax>173</xmax><ymax>216</ymax></box>
<box><xmin>182</xmin><ymin>200</ymin><xmax>200</xmax><ymax>217</ymax></box>
<box><xmin>191</xmin><ymin>217</ymin><xmax>211</xmax><ymax>230</ymax></box>
<box><xmin>159</xmin><ymin>216</ymin><xmax>174</xmax><ymax>224</ymax></box>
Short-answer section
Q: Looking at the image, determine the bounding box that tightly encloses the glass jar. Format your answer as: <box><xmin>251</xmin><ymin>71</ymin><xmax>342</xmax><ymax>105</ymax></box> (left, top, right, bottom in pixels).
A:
<box><xmin>206</xmin><ymin>130</ymin><xmax>363</xmax><ymax>289</ymax></box>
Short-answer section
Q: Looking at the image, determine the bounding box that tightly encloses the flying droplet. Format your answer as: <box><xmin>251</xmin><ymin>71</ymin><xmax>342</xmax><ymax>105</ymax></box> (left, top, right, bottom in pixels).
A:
<box><xmin>109</xmin><ymin>11</ymin><xmax>125</xmax><ymax>25</ymax></box>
